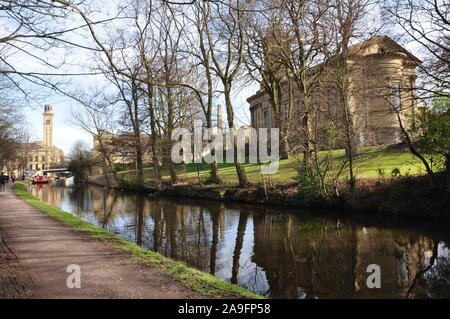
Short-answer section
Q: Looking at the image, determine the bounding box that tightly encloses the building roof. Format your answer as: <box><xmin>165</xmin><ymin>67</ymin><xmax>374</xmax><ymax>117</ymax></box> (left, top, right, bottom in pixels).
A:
<box><xmin>21</xmin><ymin>142</ymin><xmax>63</xmax><ymax>154</ymax></box>
<box><xmin>24</xmin><ymin>142</ymin><xmax>46</xmax><ymax>151</ymax></box>
<box><xmin>349</xmin><ymin>35</ymin><xmax>422</xmax><ymax>64</ymax></box>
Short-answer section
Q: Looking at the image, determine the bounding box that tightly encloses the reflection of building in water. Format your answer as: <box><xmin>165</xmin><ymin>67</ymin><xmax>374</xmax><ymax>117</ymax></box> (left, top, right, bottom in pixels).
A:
<box><xmin>30</xmin><ymin>185</ymin><xmax>64</xmax><ymax>207</ymax></box>
<box><xmin>354</xmin><ymin>229</ymin><xmax>435</xmax><ymax>298</ymax></box>
<box><xmin>252</xmin><ymin>214</ymin><xmax>358</xmax><ymax>298</ymax></box>
<box><xmin>252</xmin><ymin>214</ymin><xmax>439</xmax><ymax>299</ymax></box>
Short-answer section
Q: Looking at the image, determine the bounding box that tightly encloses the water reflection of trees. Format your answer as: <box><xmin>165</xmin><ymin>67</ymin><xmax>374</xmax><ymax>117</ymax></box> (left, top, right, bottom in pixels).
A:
<box><xmin>32</xmin><ymin>185</ymin><xmax>450</xmax><ymax>299</ymax></box>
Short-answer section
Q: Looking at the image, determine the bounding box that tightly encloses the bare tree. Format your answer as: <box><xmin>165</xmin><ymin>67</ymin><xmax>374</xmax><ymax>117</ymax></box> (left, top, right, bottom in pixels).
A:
<box><xmin>382</xmin><ymin>0</ymin><xmax>449</xmax><ymax>98</ymax></box>
<box><xmin>276</xmin><ymin>0</ymin><xmax>330</xmax><ymax>169</ymax></box>
<box><xmin>0</xmin><ymin>0</ymin><xmax>114</xmax><ymax>102</ymax></box>
<box><xmin>67</xmin><ymin>139</ymin><xmax>95</xmax><ymax>181</ymax></box>
<box><xmin>243</xmin><ymin>0</ymin><xmax>292</xmax><ymax>160</ymax></box>
<box><xmin>183</xmin><ymin>1</ymin><xmax>223</xmax><ymax>183</ymax></box>
<box><xmin>0</xmin><ymin>102</ymin><xmax>21</xmax><ymax>172</ymax></box>
<box><xmin>322</xmin><ymin>0</ymin><xmax>376</xmax><ymax>197</ymax></box>
<box><xmin>203</xmin><ymin>0</ymin><xmax>251</xmax><ymax>187</ymax></box>
<box><xmin>71</xmin><ymin>96</ymin><xmax>121</xmax><ymax>186</ymax></box>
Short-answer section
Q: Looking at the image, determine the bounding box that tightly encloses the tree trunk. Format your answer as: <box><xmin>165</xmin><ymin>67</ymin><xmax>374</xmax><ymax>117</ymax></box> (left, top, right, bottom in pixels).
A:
<box><xmin>280</xmin><ymin>125</ymin><xmax>290</xmax><ymax>160</ymax></box>
<box><xmin>146</xmin><ymin>83</ymin><xmax>162</xmax><ymax>187</ymax></box>
<box><xmin>166</xmin><ymin>86</ymin><xmax>178</xmax><ymax>185</ymax></box>
<box><xmin>135</xmin><ymin>142</ymin><xmax>144</xmax><ymax>187</ymax></box>
<box><xmin>224</xmin><ymin>83</ymin><xmax>250</xmax><ymax>187</ymax></box>
<box><xmin>446</xmin><ymin>154</ymin><xmax>450</xmax><ymax>192</ymax></box>
<box><xmin>210</xmin><ymin>162</ymin><xmax>220</xmax><ymax>184</ymax></box>
<box><xmin>269</xmin><ymin>81</ymin><xmax>289</xmax><ymax>160</ymax></box>
<box><xmin>131</xmin><ymin>81</ymin><xmax>145</xmax><ymax>188</ymax></box>
<box><xmin>206</xmin><ymin>115</ymin><xmax>221</xmax><ymax>184</ymax></box>
<box><xmin>302</xmin><ymin>112</ymin><xmax>313</xmax><ymax>170</ymax></box>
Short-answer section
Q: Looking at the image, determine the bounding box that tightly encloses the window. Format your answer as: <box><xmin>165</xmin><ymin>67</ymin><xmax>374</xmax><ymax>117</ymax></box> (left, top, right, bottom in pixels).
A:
<box><xmin>29</xmin><ymin>165</ymin><xmax>33</xmax><ymax>170</ymax></box>
<box><xmin>42</xmin><ymin>164</ymin><xmax>46</xmax><ymax>169</ymax></box>
<box><xmin>42</xmin><ymin>155</ymin><xmax>45</xmax><ymax>162</ymax></box>
<box><xmin>391</xmin><ymin>82</ymin><xmax>401</xmax><ymax>110</ymax></box>
<box><xmin>46</xmin><ymin>120</ymin><xmax>50</xmax><ymax>125</ymax></box>
<box><xmin>252</xmin><ymin>104</ymin><xmax>261</xmax><ymax>127</ymax></box>
<box><xmin>29</xmin><ymin>157</ymin><xmax>32</xmax><ymax>162</ymax></box>
<box><xmin>35</xmin><ymin>156</ymin><xmax>38</xmax><ymax>162</ymax></box>
<box><xmin>328</xmin><ymin>88</ymin><xmax>337</xmax><ymax>116</ymax></box>
<box><xmin>263</xmin><ymin>110</ymin><xmax>270</xmax><ymax>128</ymax></box>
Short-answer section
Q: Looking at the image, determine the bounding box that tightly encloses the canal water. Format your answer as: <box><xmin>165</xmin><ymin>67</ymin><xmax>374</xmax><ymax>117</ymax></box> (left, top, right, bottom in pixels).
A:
<box><xmin>28</xmin><ymin>183</ymin><xmax>450</xmax><ymax>299</ymax></box>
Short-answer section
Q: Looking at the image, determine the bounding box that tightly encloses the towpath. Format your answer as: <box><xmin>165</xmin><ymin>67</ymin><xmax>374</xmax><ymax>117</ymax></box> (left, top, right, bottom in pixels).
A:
<box><xmin>0</xmin><ymin>183</ymin><xmax>201</xmax><ymax>299</ymax></box>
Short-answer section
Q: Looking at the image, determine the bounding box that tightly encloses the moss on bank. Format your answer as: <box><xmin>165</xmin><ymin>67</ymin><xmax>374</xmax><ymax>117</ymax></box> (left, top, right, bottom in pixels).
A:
<box><xmin>14</xmin><ymin>183</ymin><xmax>263</xmax><ymax>299</ymax></box>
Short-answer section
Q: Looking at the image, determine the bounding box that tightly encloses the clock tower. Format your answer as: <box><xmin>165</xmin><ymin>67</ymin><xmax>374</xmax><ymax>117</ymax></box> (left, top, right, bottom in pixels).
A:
<box><xmin>43</xmin><ymin>104</ymin><xmax>54</xmax><ymax>149</ymax></box>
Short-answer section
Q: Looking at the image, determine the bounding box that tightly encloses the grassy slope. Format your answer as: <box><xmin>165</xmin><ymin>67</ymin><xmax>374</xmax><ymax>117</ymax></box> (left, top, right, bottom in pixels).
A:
<box><xmin>14</xmin><ymin>183</ymin><xmax>263</xmax><ymax>299</ymax></box>
<box><xmin>118</xmin><ymin>145</ymin><xmax>433</xmax><ymax>185</ymax></box>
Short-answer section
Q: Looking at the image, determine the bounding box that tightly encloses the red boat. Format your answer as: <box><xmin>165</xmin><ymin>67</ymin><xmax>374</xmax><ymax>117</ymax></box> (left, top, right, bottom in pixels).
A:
<box><xmin>32</xmin><ymin>176</ymin><xmax>52</xmax><ymax>184</ymax></box>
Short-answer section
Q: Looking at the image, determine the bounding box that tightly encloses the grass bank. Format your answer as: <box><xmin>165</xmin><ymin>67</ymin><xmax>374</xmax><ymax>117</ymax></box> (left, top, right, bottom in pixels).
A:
<box><xmin>14</xmin><ymin>183</ymin><xmax>263</xmax><ymax>299</ymax></box>
<box><xmin>111</xmin><ymin>145</ymin><xmax>434</xmax><ymax>187</ymax></box>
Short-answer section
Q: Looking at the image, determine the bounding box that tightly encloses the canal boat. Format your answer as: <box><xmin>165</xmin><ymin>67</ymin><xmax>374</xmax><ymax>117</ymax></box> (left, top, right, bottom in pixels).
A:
<box><xmin>32</xmin><ymin>176</ymin><xmax>52</xmax><ymax>185</ymax></box>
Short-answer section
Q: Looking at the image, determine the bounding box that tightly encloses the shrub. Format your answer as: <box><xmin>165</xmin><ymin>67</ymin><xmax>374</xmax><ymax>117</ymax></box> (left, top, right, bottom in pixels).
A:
<box><xmin>390</xmin><ymin>168</ymin><xmax>401</xmax><ymax>178</ymax></box>
<box><xmin>295</xmin><ymin>163</ymin><xmax>323</xmax><ymax>204</ymax></box>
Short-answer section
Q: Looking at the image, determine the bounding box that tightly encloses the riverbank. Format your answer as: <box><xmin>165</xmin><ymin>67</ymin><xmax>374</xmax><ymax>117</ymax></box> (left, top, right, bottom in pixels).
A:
<box><xmin>3</xmin><ymin>183</ymin><xmax>261</xmax><ymax>299</ymax></box>
<box><xmin>89</xmin><ymin>172</ymin><xmax>450</xmax><ymax>220</ymax></box>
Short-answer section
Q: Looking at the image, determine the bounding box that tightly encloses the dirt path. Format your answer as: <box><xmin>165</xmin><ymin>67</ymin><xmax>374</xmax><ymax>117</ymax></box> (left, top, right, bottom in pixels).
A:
<box><xmin>0</xmin><ymin>183</ymin><xmax>201</xmax><ymax>299</ymax></box>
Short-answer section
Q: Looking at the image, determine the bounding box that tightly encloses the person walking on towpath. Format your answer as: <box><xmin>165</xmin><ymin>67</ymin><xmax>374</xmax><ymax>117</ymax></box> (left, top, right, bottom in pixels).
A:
<box><xmin>0</xmin><ymin>174</ymin><xmax>6</xmax><ymax>191</ymax></box>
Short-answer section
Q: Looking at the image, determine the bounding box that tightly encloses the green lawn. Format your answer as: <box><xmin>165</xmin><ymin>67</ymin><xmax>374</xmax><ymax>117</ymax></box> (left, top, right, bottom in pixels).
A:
<box><xmin>116</xmin><ymin>145</ymin><xmax>437</xmax><ymax>186</ymax></box>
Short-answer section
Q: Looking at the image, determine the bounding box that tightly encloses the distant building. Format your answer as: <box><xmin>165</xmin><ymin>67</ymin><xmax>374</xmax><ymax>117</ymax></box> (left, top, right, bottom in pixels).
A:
<box><xmin>91</xmin><ymin>130</ymin><xmax>153</xmax><ymax>166</ymax></box>
<box><xmin>24</xmin><ymin>104</ymin><xmax>64</xmax><ymax>174</ymax></box>
<box><xmin>247</xmin><ymin>35</ymin><xmax>421</xmax><ymax>148</ymax></box>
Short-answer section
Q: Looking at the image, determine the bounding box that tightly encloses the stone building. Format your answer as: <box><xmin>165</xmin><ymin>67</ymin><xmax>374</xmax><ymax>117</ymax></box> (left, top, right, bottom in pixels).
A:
<box><xmin>91</xmin><ymin>130</ymin><xmax>153</xmax><ymax>166</ymax></box>
<box><xmin>247</xmin><ymin>35</ymin><xmax>421</xmax><ymax>148</ymax></box>
<box><xmin>24</xmin><ymin>104</ymin><xmax>64</xmax><ymax>174</ymax></box>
